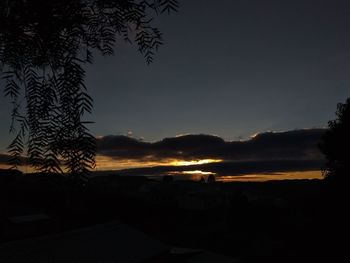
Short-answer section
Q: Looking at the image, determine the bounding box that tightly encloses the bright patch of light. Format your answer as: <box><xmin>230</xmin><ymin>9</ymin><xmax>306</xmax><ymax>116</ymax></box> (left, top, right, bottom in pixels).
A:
<box><xmin>181</xmin><ymin>170</ymin><xmax>216</xmax><ymax>175</ymax></box>
<box><xmin>169</xmin><ymin>159</ymin><xmax>222</xmax><ymax>166</ymax></box>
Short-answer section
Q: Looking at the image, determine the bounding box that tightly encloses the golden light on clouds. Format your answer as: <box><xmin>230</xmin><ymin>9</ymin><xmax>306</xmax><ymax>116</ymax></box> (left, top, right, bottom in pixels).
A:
<box><xmin>94</xmin><ymin>156</ymin><xmax>223</xmax><ymax>170</ymax></box>
<box><xmin>182</xmin><ymin>170</ymin><xmax>216</xmax><ymax>175</ymax></box>
<box><xmin>95</xmin><ymin>155</ymin><xmax>165</xmax><ymax>170</ymax></box>
<box><xmin>1</xmin><ymin>156</ymin><xmax>223</xmax><ymax>172</ymax></box>
<box><xmin>170</xmin><ymin>170</ymin><xmax>216</xmax><ymax>175</ymax></box>
<box><xmin>169</xmin><ymin>159</ymin><xmax>222</xmax><ymax>166</ymax></box>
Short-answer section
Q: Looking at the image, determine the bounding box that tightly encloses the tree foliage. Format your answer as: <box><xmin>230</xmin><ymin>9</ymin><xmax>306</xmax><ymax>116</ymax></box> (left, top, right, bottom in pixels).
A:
<box><xmin>319</xmin><ymin>98</ymin><xmax>350</xmax><ymax>182</ymax></box>
<box><xmin>0</xmin><ymin>0</ymin><xmax>178</xmax><ymax>176</ymax></box>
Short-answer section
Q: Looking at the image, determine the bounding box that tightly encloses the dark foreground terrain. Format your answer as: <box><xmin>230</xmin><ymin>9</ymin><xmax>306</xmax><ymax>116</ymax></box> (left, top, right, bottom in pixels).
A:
<box><xmin>0</xmin><ymin>170</ymin><xmax>349</xmax><ymax>262</ymax></box>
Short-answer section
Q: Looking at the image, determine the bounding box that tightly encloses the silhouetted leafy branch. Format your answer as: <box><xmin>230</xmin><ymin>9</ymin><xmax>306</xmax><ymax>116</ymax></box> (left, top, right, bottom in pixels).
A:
<box><xmin>0</xmin><ymin>0</ymin><xmax>178</xmax><ymax>176</ymax></box>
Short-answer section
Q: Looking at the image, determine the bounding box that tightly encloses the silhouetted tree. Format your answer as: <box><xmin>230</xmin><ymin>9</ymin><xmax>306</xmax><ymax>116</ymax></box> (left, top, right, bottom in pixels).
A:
<box><xmin>319</xmin><ymin>98</ymin><xmax>350</xmax><ymax>183</ymax></box>
<box><xmin>162</xmin><ymin>175</ymin><xmax>173</xmax><ymax>183</ymax></box>
<box><xmin>0</xmin><ymin>0</ymin><xmax>178</xmax><ymax>176</ymax></box>
<box><xmin>207</xmin><ymin>174</ymin><xmax>216</xmax><ymax>183</ymax></box>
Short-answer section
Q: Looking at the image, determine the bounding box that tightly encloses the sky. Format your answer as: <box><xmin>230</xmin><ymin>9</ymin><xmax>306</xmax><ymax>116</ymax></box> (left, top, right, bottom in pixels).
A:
<box><xmin>83</xmin><ymin>0</ymin><xmax>350</xmax><ymax>142</ymax></box>
<box><xmin>1</xmin><ymin>0</ymin><xmax>350</xmax><ymax>177</ymax></box>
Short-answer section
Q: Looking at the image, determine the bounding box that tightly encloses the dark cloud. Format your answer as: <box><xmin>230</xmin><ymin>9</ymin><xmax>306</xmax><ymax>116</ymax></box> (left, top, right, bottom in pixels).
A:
<box><xmin>97</xmin><ymin>129</ymin><xmax>326</xmax><ymax>162</ymax></box>
<box><xmin>0</xmin><ymin>153</ymin><xmax>27</xmax><ymax>165</ymax></box>
<box><xmin>98</xmin><ymin>135</ymin><xmax>153</xmax><ymax>159</ymax></box>
<box><xmin>0</xmin><ymin>153</ymin><xmax>10</xmax><ymax>164</ymax></box>
<box><xmin>0</xmin><ymin>129</ymin><xmax>326</xmax><ymax>177</ymax></box>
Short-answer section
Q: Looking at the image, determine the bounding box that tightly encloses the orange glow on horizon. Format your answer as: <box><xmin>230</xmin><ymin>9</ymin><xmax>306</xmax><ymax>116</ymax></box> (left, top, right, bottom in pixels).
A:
<box><xmin>1</xmin><ymin>155</ymin><xmax>323</xmax><ymax>182</ymax></box>
<box><xmin>216</xmin><ymin>170</ymin><xmax>323</xmax><ymax>182</ymax></box>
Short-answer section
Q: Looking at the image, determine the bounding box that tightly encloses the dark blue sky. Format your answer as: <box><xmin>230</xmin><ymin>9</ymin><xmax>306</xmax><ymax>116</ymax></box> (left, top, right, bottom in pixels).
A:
<box><xmin>1</xmin><ymin>0</ymin><xmax>350</xmax><ymax>150</ymax></box>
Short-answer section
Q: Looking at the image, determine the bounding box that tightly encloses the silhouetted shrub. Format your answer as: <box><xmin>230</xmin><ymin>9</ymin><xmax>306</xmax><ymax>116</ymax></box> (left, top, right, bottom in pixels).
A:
<box><xmin>319</xmin><ymin>98</ymin><xmax>350</xmax><ymax>184</ymax></box>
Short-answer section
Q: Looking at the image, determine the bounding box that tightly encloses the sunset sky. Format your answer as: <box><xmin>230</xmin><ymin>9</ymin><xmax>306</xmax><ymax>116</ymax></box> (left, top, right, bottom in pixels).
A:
<box><xmin>1</xmin><ymin>0</ymin><xmax>350</xmax><ymax>178</ymax></box>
